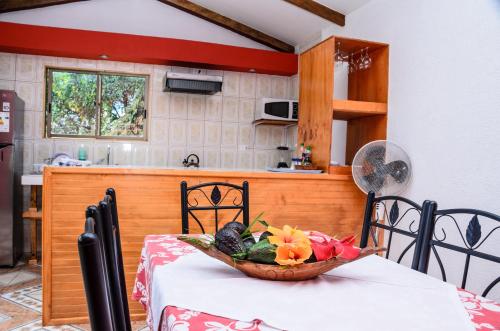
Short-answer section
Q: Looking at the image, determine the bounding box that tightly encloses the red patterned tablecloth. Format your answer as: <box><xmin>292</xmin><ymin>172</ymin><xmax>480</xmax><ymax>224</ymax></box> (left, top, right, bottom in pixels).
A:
<box><xmin>132</xmin><ymin>235</ymin><xmax>500</xmax><ymax>331</ymax></box>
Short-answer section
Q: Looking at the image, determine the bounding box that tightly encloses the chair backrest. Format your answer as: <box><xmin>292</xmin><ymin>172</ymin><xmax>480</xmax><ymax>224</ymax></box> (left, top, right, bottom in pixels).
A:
<box><xmin>78</xmin><ymin>215</ymin><xmax>114</xmax><ymax>331</ymax></box>
<box><xmin>418</xmin><ymin>206</ymin><xmax>500</xmax><ymax>297</ymax></box>
<box><xmin>99</xmin><ymin>192</ymin><xmax>132</xmax><ymax>331</ymax></box>
<box><xmin>104</xmin><ymin>188</ymin><xmax>130</xmax><ymax>326</ymax></box>
<box><xmin>78</xmin><ymin>188</ymin><xmax>131</xmax><ymax>331</ymax></box>
<box><xmin>180</xmin><ymin>181</ymin><xmax>249</xmax><ymax>234</ymax></box>
<box><xmin>360</xmin><ymin>191</ymin><xmax>435</xmax><ymax>270</ymax></box>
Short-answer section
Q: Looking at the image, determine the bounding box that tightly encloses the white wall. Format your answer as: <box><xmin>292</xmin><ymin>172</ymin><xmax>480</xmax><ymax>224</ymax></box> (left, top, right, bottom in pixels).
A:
<box><xmin>0</xmin><ymin>0</ymin><xmax>270</xmax><ymax>50</ymax></box>
<box><xmin>319</xmin><ymin>0</ymin><xmax>500</xmax><ymax>299</ymax></box>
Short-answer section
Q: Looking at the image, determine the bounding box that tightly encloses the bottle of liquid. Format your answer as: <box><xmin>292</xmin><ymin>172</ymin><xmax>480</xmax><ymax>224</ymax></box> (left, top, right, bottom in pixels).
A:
<box><xmin>78</xmin><ymin>144</ymin><xmax>87</xmax><ymax>161</ymax></box>
<box><xmin>304</xmin><ymin>146</ymin><xmax>312</xmax><ymax>166</ymax></box>
<box><xmin>291</xmin><ymin>143</ymin><xmax>301</xmax><ymax>169</ymax></box>
<box><xmin>300</xmin><ymin>143</ymin><xmax>305</xmax><ymax>165</ymax></box>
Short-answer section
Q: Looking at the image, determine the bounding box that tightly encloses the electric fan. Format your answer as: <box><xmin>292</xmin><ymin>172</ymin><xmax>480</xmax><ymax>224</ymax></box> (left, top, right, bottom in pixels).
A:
<box><xmin>352</xmin><ymin>140</ymin><xmax>412</xmax><ymax>195</ymax></box>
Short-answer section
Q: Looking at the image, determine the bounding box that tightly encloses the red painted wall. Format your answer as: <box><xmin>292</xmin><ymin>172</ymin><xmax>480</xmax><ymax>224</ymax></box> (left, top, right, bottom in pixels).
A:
<box><xmin>0</xmin><ymin>21</ymin><xmax>298</xmax><ymax>76</ymax></box>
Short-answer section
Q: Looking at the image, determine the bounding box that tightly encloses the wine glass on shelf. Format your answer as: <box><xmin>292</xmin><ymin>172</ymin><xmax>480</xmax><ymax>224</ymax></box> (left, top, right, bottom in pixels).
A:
<box><xmin>334</xmin><ymin>42</ymin><xmax>341</xmax><ymax>60</ymax></box>
<box><xmin>360</xmin><ymin>48</ymin><xmax>372</xmax><ymax>70</ymax></box>
<box><xmin>349</xmin><ymin>53</ymin><xmax>358</xmax><ymax>73</ymax></box>
<box><xmin>334</xmin><ymin>41</ymin><xmax>348</xmax><ymax>67</ymax></box>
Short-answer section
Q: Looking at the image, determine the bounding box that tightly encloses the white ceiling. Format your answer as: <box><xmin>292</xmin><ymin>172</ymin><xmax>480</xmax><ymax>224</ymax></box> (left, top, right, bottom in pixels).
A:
<box><xmin>191</xmin><ymin>0</ymin><xmax>372</xmax><ymax>47</ymax></box>
<box><xmin>0</xmin><ymin>0</ymin><xmax>373</xmax><ymax>51</ymax></box>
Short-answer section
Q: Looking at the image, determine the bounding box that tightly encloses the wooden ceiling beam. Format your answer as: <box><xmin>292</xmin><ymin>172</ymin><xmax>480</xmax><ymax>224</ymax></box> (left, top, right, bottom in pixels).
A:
<box><xmin>157</xmin><ymin>0</ymin><xmax>295</xmax><ymax>53</ymax></box>
<box><xmin>0</xmin><ymin>0</ymin><xmax>88</xmax><ymax>13</ymax></box>
<box><xmin>283</xmin><ymin>0</ymin><xmax>345</xmax><ymax>26</ymax></box>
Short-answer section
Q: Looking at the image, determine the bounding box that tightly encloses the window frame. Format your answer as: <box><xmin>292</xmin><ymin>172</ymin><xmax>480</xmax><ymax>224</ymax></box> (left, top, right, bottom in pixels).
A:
<box><xmin>45</xmin><ymin>67</ymin><xmax>149</xmax><ymax>141</ymax></box>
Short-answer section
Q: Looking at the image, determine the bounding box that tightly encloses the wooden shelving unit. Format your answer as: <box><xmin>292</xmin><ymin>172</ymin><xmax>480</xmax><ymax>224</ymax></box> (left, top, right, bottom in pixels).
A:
<box><xmin>252</xmin><ymin>119</ymin><xmax>298</xmax><ymax>127</ymax></box>
<box><xmin>297</xmin><ymin>36</ymin><xmax>389</xmax><ymax>172</ymax></box>
<box><xmin>332</xmin><ymin>99</ymin><xmax>387</xmax><ymax>120</ymax></box>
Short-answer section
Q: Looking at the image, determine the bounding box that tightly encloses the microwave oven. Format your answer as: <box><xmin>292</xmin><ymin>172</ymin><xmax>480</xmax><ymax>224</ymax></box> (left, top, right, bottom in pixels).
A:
<box><xmin>255</xmin><ymin>98</ymin><xmax>298</xmax><ymax>121</ymax></box>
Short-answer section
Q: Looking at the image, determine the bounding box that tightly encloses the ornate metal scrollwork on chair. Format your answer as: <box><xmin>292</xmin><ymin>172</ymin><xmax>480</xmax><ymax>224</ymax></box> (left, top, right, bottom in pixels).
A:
<box><xmin>418</xmin><ymin>207</ymin><xmax>500</xmax><ymax>298</ymax></box>
<box><xmin>360</xmin><ymin>191</ymin><xmax>435</xmax><ymax>270</ymax></box>
<box><xmin>180</xmin><ymin>181</ymin><xmax>250</xmax><ymax>234</ymax></box>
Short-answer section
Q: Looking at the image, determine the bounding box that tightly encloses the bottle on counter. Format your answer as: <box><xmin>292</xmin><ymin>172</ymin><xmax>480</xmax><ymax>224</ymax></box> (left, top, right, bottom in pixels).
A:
<box><xmin>299</xmin><ymin>143</ymin><xmax>305</xmax><ymax>165</ymax></box>
<box><xmin>78</xmin><ymin>144</ymin><xmax>87</xmax><ymax>161</ymax></box>
<box><xmin>303</xmin><ymin>146</ymin><xmax>312</xmax><ymax>166</ymax></box>
<box><xmin>291</xmin><ymin>143</ymin><xmax>302</xmax><ymax>169</ymax></box>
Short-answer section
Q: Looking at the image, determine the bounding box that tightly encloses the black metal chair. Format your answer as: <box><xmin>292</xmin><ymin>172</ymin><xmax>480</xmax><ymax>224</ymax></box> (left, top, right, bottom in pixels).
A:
<box><xmin>418</xmin><ymin>206</ymin><xmax>500</xmax><ymax>297</ymax></box>
<box><xmin>360</xmin><ymin>191</ymin><xmax>435</xmax><ymax>270</ymax></box>
<box><xmin>78</xmin><ymin>188</ymin><xmax>132</xmax><ymax>331</ymax></box>
<box><xmin>180</xmin><ymin>181</ymin><xmax>249</xmax><ymax>234</ymax></box>
<box><xmin>78</xmin><ymin>216</ymin><xmax>114</xmax><ymax>331</ymax></box>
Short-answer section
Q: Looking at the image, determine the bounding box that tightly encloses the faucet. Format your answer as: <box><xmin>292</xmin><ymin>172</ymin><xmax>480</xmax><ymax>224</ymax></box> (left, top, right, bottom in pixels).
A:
<box><xmin>182</xmin><ymin>154</ymin><xmax>200</xmax><ymax>168</ymax></box>
<box><xmin>106</xmin><ymin>145</ymin><xmax>111</xmax><ymax>165</ymax></box>
<box><xmin>96</xmin><ymin>145</ymin><xmax>111</xmax><ymax>165</ymax></box>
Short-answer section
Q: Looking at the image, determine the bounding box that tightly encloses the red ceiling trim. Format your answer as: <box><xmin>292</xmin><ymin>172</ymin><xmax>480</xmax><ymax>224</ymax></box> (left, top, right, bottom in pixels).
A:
<box><xmin>0</xmin><ymin>21</ymin><xmax>298</xmax><ymax>76</ymax></box>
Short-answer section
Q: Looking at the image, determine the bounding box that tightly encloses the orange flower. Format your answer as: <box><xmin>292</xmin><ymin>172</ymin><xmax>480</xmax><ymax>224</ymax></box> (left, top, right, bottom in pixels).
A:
<box><xmin>267</xmin><ymin>225</ymin><xmax>311</xmax><ymax>247</ymax></box>
<box><xmin>267</xmin><ymin>225</ymin><xmax>312</xmax><ymax>265</ymax></box>
<box><xmin>275</xmin><ymin>244</ymin><xmax>313</xmax><ymax>266</ymax></box>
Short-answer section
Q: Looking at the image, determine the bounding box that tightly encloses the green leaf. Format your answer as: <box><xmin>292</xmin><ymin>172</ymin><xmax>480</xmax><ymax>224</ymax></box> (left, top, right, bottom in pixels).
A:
<box><xmin>177</xmin><ymin>235</ymin><xmax>213</xmax><ymax>248</ymax></box>
<box><xmin>240</xmin><ymin>212</ymin><xmax>266</xmax><ymax>238</ymax></box>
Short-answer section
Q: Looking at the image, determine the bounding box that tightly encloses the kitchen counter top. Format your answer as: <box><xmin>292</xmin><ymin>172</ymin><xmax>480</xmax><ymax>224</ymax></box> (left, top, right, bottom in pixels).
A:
<box><xmin>22</xmin><ymin>165</ymin><xmax>348</xmax><ymax>186</ymax></box>
<box><xmin>42</xmin><ymin>165</ymin><xmax>350</xmax><ymax>181</ymax></box>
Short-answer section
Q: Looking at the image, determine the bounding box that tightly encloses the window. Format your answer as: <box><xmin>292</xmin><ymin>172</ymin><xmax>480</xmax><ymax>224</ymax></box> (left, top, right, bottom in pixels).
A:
<box><xmin>46</xmin><ymin>68</ymin><xmax>148</xmax><ymax>139</ymax></box>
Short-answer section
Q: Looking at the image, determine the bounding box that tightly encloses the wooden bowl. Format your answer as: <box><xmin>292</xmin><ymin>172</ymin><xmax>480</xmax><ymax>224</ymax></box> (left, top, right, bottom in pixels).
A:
<box><xmin>178</xmin><ymin>236</ymin><xmax>384</xmax><ymax>281</ymax></box>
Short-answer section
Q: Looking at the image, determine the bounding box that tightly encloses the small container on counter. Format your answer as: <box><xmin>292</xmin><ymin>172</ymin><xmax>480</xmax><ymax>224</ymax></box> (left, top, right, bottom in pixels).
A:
<box><xmin>78</xmin><ymin>144</ymin><xmax>88</xmax><ymax>161</ymax></box>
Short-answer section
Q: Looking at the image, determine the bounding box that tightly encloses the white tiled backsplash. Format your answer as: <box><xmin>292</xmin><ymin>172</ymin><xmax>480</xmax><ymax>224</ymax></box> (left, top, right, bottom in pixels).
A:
<box><xmin>0</xmin><ymin>52</ymin><xmax>300</xmax><ymax>173</ymax></box>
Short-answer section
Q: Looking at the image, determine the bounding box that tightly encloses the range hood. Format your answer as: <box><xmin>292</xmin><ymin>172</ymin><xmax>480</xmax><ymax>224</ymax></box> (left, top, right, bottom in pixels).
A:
<box><xmin>164</xmin><ymin>72</ymin><xmax>223</xmax><ymax>95</ymax></box>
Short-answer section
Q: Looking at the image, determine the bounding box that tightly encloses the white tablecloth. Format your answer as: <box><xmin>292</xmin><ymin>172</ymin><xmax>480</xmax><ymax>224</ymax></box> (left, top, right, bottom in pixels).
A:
<box><xmin>150</xmin><ymin>253</ymin><xmax>474</xmax><ymax>331</ymax></box>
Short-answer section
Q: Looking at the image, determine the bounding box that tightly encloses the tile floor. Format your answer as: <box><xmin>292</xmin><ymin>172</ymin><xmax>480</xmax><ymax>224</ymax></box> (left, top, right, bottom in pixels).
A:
<box><xmin>0</xmin><ymin>259</ymin><xmax>148</xmax><ymax>331</ymax></box>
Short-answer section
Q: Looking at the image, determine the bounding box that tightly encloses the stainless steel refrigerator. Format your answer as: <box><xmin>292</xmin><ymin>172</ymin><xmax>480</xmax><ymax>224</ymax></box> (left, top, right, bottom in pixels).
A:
<box><xmin>0</xmin><ymin>90</ymin><xmax>24</xmax><ymax>266</ymax></box>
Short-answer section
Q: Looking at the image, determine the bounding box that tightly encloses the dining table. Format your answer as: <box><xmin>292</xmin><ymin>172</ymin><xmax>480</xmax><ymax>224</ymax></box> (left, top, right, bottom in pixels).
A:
<box><xmin>132</xmin><ymin>235</ymin><xmax>500</xmax><ymax>331</ymax></box>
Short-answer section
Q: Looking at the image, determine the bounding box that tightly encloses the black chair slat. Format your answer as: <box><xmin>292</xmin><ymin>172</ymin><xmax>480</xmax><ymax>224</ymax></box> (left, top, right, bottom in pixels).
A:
<box><xmin>104</xmin><ymin>190</ymin><xmax>131</xmax><ymax>330</ymax></box>
<box><xmin>99</xmin><ymin>198</ymin><xmax>132</xmax><ymax>331</ymax></box>
<box><xmin>180</xmin><ymin>181</ymin><xmax>250</xmax><ymax>234</ymax></box>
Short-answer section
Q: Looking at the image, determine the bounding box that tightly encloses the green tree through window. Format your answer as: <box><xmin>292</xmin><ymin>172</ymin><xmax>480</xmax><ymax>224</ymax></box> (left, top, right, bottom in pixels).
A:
<box><xmin>46</xmin><ymin>69</ymin><xmax>148</xmax><ymax>139</ymax></box>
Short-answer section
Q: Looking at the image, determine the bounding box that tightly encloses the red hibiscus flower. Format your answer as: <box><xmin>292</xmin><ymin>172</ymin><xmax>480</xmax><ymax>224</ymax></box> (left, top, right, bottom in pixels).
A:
<box><xmin>305</xmin><ymin>231</ymin><xmax>361</xmax><ymax>261</ymax></box>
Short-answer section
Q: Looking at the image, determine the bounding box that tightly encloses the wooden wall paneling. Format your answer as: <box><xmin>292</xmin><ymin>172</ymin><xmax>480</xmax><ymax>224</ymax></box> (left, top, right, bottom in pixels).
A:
<box><xmin>297</xmin><ymin>37</ymin><xmax>335</xmax><ymax>171</ymax></box>
<box><xmin>42</xmin><ymin>167</ymin><xmax>365</xmax><ymax>325</ymax></box>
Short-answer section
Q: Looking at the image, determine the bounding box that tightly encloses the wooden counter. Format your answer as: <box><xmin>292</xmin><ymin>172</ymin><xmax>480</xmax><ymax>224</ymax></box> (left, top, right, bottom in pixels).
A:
<box><xmin>42</xmin><ymin>166</ymin><xmax>366</xmax><ymax>325</ymax></box>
